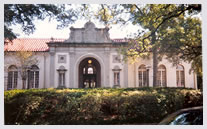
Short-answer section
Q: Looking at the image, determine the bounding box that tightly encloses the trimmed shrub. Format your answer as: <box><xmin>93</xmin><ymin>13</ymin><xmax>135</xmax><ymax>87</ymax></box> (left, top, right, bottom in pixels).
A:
<box><xmin>4</xmin><ymin>87</ymin><xmax>202</xmax><ymax>125</ymax></box>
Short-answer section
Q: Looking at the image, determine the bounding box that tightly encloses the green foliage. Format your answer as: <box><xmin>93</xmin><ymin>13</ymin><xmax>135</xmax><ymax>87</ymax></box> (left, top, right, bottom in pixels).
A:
<box><xmin>4</xmin><ymin>87</ymin><xmax>202</xmax><ymax>125</ymax></box>
<box><xmin>96</xmin><ymin>4</ymin><xmax>202</xmax><ymax>76</ymax></box>
<box><xmin>4</xmin><ymin>4</ymin><xmax>79</xmax><ymax>41</ymax></box>
<box><xmin>94</xmin><ymin>4</ymin><xmax>202</xmax><ymax>87</ymax></box>
<box><xmin>158</xmin><ymin>17</ymin><xmax>202</xmax><ymax>75</ymax></box>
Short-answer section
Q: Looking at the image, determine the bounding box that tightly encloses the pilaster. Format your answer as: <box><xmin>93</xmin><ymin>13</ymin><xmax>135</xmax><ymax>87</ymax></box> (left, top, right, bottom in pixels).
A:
<box><xmin>104</xmin><ymin>47</ymin><xmax>110</xmax><ymax>86</ymax></box>
<box><xmin>49</xmin><ymin>47</ymin><xmax>55</xmax><ymax>87</ymax></box>
<box><xmin>69</xmin><ymin>47</ymin><xmax>75</xmax><ymax>88</ymax></box>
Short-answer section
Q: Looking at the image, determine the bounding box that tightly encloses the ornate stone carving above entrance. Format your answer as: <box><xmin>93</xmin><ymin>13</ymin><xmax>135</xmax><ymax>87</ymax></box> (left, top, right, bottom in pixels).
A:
<box><xmin>65</xmin><ymin>21</ymin><xmax>112</xmax><ymax>43</ymax></box>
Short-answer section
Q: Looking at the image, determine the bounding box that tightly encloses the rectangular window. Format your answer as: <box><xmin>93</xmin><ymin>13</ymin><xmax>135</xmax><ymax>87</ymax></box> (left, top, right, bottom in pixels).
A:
<box><xmin>30</xmin><ymin>71</ymin><xmax>34</xmax><ymax>88</ymax></box>
<box><xmin>8</xmin><ymin>72</ymin><xmax>13</xmax><ymax>89</ymax></box>
<box><xmin>138</xmin><ymin>71</ymin><xmax>148</xmax><ymax>87</ymax></box>
<box><xmin>157</xmin><ymin>71</ymin><xmax>161</xmax><ymax>86</ymax></box>
<box><xmin>28</xmin><ymin>71</ymin><xmax>39</xmax><ymax>89</ymax></box>
<box><xmin>63</xmin><ymin>73</ymin><xmax>65</xmax><ymax>86</ymax></box>
<box><xmin>114</xmin><ymin>72</ymin><xmax>120</xmax><ymax>86</ymax></box>
<box><xmin>181</xmin><ymin>71</ymin><xmax>185</xmax><ymax>86</ymax></box>
<box><xmin>162</xmin><ymin>71</ymin><xmax>166</xmax><ymax>86</ymax></box>
<box><xmin>35</xmin><ymin>71</ymin><xmax>39</xmax><ymax>88</ymax></box>
<box><xmin>177</xmin><ymin>71</ymin><xmax>185</xmax><ymax>87</ymax></box>
<box><xmin>176</xmin><ymin>71</ymin><xmax>179</xmax><ymax>86</ymax></box>
<box><xmin>138</xmin><ymin>71</ymin><xmax>142</xmax><ymax>86</ymax></box>
<box><xmin>157</xmin><ymin>70</ymin><xmax>166</xmax><ymax>87</ymax></box>
<box><xmin>143</xmin><ymin>71</ymin><xmax>147</xmax><ymax>86</ymax></box>
<box><xmin>7</xmin><ymin>71</ymin><xmax>18</xmax><ymax>90</ymax></box>
<box><xmin>13</xmin><ymin>71</ymin><xmax>18</xmax><ymax>88</ymax></box>
<box><xmin>59</xmin><ymin>72</ymin><xmax>65</xmax><ymax>86</ymax></box>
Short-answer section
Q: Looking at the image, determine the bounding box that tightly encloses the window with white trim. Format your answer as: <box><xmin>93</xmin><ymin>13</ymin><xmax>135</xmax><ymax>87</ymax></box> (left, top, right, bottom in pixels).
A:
<box><xmin>157</xmin><ymin>65</ymin><xmax>167</xmax><ymax>87</ymax></box>
<box><xmin>59</xmin><ymin>72</ymin><xmax>65</xmax><ymax>86</ymax></box>
<box><xmin>176</xmin><ymin>65</ymin><xmax>185</xmax><ymax>87</ymax></box>
<box><xmin>114</xmin><ymin>72</ymin><xmax>120</xmax><ymax>86</ymax></box>
<box><xmin>28</xmin><ymin>65</ymin><xmax>39</xmax><ymax>89</ymax></box>
<box><xmin>57</xmin><ymin>66</ymin><xmax>67</xmax><ymax>87</ymax></box>
<box><xmin>7</xmin><ymin>65</ymin><xmax>18</xmax><ymax>90</ymax></box>
<box><xmin>113</xmin><ymin>66</ymin><xmax>121</xmax><ymax>87</ymax></box>
<box><xmin>138</xmin><ymin>65</ymin><xmax>149</xmax><ymax>87</ymax></box>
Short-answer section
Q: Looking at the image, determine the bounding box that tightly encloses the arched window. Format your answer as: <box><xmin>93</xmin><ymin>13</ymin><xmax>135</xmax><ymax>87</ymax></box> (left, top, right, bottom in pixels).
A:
<box><xmin>138</xmin><ymin>65</ymin><xmax>149</xmax><ymax>87</ymax></box>
<box><xmin>28</xmin><ymin>65</ymin><xmax>39</xmax><ymax>89</ymax></box>
<box><xmin>157</xmin><ymin>65</ymin><xmax>167</xmax><ymax>87</ymax></box>
<box><xmin>88</xmin><ymin>67</ymin><xmax>93</xmax><ymax>74</ymax></box>
<box><xmin>7</xmin><ymin>65</ymin><xmax>18</xmax><ymax>90</ymax></box>
<box><xmin>57</xmin><ymin>66</ymin><xmax>67</xmax><ymax>87</ymax></box>
<box><xmin>176</xmin><ymin>65</ymin><xmax>185</xmax><ymax>87</ymax></box>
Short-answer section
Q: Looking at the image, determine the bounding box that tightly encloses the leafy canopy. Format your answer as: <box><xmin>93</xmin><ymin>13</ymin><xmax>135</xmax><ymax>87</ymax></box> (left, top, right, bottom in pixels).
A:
<box><xmin>4</xmin><ymin>4</ymin><xmax>80</xmax><ymax>42</ymax></box>
<box><xmin>94</xmin><ymin>4</ymin><xmax>201</xmax><ymax>75</ymax></box>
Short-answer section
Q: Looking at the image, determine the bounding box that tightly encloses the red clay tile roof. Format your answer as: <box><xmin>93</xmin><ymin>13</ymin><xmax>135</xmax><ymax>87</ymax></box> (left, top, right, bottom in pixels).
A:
<box><xmin>4</xmin><ymin>38</ymin><xmax>128</xmax><ymax>52</ymax></box>
<box><xmin>4</xmin><ymin>38</ymin><xmax>65</xmax><ymax>52</ymax></box>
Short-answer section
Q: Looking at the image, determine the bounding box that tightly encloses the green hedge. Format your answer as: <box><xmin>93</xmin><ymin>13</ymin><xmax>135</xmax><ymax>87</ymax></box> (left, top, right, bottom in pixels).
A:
<box><xmin>4</xmin><ymin>87</ymin><xmax>203</xmax><ymax>125</ymax></box>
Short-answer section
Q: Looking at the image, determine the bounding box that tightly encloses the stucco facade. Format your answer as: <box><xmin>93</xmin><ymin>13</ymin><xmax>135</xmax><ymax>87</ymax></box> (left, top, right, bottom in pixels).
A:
<box><xmin>4</xmin><ymin>21</ymin><xmax>197</xmax><ymax>90</ymax></box>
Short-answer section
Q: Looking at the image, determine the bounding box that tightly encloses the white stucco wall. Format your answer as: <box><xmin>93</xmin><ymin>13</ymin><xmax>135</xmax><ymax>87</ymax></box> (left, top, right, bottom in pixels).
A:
<box><xmin>109</xmin><ymin>52</ymin><xmax>125</xmax><ymax>88</ymax></box>
<box><xmin>157</xmin><ymin>57</ymin><xmax>196</xmax><ymax>88</ymax></box>
<box><xmin>4</xmin><ymin>52</ymin><xmax>49</xmax><ymax>90</ymax></box>
<box><xmin>44</xmin><ymin>53</ymin><xmax>50</xmax><ymax>88</ymax></box>
<box><xmin>54</xmin><ymin>52</ymin><xmax>70</xmax><ymax>88</ymax></box>
<box><xmin>4</xmin><ymin>51</ymin><xmax>197</xmax><ymax>90</ymax></box>
<box><xmin>127</xmin><ymin>56</ymin><xmax>153</xmax><ymax>87</ymax></box>
<box><xmin>127</xmin><ymin>55</ymin><xmax>196</xmax><ymax>88</ymax></box>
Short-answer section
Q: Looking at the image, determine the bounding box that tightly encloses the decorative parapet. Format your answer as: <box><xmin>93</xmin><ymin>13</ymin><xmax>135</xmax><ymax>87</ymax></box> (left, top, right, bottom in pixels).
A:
<box><xmin>64</xmin><ymin>21</ymin><xmax>112</xmax><ymax>43</ymax></box>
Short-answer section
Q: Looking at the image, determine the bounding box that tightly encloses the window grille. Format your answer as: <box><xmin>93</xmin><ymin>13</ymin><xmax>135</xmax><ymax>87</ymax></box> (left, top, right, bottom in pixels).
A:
<box><xmin>157</xmin><ymin>65</ymin><xmax>167</xmax><ymax>87</ymax></box>
<box><xmin>176</xmin><ymin>65</ymin><xmax>185</xmax><ymax>87</ymax></box>
<box><xmin>7</xmin><ymin>65</ymin><xmax>18</xmax><ymax>90</ymax></box>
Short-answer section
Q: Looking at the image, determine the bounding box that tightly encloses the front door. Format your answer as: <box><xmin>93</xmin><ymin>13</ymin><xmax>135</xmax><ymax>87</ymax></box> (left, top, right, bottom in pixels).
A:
<box><xmin>83</xmin><ymin>74</ymin><xmax>96</xmax><ymax>88</ymax></box>
<box><xmin>79</xmin><ymin>57</ymin><xmax>101</xmax><ymax>88</ymax></box>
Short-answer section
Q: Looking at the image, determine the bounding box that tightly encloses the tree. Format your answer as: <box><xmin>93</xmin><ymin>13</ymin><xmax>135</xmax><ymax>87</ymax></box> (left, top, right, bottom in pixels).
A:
<box><xmin>93</xmin><ymin>4</ymin><xmax>201</xmax><ymax>86</ymax></box>
<box><xmin>4</xmin><ymin>4</ymin><xmax>80</xmax><ymax>42</ymax></box>
<box><xmin>158</xmin><ymin>16</ymin><xmax>201</xmax><ymax>75</ymax></box>
<box><xmin>16</xmin><ymin>51</ymin><xmax>38</xmax><ymax>89</ymax></box>
<box><xmin>5</xmin><ymin>51</ymin><xmax>38</xmax><ymax>89</ymax></box>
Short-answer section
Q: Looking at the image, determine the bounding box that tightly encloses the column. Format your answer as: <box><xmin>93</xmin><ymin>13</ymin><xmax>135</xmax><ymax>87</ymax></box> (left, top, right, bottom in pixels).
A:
<box><xmin>104</xmin><ymin>47</ymin><xmax>110</xmax><ymax>86</ymax></box>
<box><xmin>69</xmin><ymin>47</ymin><xmax>75</xmax><ymax>88</ymax></box>
<box><xmin>124</xmin><ymin>62</ymin><xmax>128</xmax><ymax>88</ymax></box>
<box><xmin>49</xmin><ymin>47</ymin><xmax>55</xmax><ymax>87</ymax></box>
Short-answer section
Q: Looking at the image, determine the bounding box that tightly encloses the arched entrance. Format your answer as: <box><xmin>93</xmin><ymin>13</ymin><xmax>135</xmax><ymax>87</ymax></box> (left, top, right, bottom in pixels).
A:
<box><xmin>79</xmin><ymin>57</ymin><xmax>101</xmax><ymax>88</ymax></box>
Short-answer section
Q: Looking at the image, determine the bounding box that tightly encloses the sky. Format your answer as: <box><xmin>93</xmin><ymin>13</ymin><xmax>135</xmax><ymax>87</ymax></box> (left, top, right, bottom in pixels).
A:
<box><xmin>11</xmin><ymin>16</ymin><xmax>142</xmax><ymax>40</ymax></box>
<box><xmin>10</xmin><ymin>4</ymin><xmax>144</xmax><ymax>39</ymax></box>
<box><xmin>9</xmin><ymin>4</ymin><xmax>201</xmax><ymax>40</ymax></box>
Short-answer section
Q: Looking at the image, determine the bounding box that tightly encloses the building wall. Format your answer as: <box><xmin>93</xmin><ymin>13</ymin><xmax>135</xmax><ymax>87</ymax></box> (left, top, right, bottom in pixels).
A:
<box><xmin>54</xmin><ymin>52</ymin><xmax>70</xmax><ymax>88</ymax></box>
<box><xmin>109</xmin><ymin>52</ymin><xmax>124</xmax><ymax>87</ymax></box>
<box><xmin>4</xmin><ymin>21</ymin><xmax>197</xmax><ymax>90</ymax></box>
<box><xmin>44</xmin><ymin>53</ymin><xmax>51</xmax><ymax>88</ymax></box>
<box><xmin>4</xmin><ymin>51</ymin><xmax>197</xmax><ymax>90</ymax></box>
<box><xmin>52</xmin><ymin>46</ymin><xmax>111</xmax><ymax>88</ymax></box>
<box><xmin>127</xmin><ymin>55</ymin><xmax>196</xmax><ymax>88</ymax></box>
<box><xmin>4</xmin><ymin>52</ymin><xmax>50</xmax><ymax>90</ymax></box>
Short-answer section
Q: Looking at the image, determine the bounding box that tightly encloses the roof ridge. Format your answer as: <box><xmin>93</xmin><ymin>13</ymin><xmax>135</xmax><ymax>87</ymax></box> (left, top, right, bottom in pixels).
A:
<box><xmin>14</xmin><ymin>38</ymin><xmax>67</xmax><ymax>40</ymax></box>
<box><xmin>12</xmin><ymin>38</ymin><xmax>128</xmax><ymax>40</ymax></box>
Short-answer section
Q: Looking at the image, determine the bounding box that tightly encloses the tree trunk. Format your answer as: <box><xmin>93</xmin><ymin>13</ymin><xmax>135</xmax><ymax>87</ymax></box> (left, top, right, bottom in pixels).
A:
<box><xmin>151</xmin><ymin>33</ymin><xmax>158</xmax><ymax>87</ymax></box>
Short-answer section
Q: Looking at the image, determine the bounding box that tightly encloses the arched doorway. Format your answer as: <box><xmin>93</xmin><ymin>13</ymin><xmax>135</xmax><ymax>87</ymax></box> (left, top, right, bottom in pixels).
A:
<box><xmin>79</xmin><ymin>57</ymin><xmax>101</xmax><ymax>88</ymax></box>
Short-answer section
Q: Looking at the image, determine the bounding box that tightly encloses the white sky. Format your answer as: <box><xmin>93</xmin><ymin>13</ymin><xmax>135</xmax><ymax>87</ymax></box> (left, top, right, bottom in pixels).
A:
<box><xmin>11</xmin><ymin>17</ymin><xmax>142</xmax><ymax>39</ymax></box>
<box><xmin>10</xmin><ymin>4</ymin><xmax>201</xmax><ymax>40</ymax></box>
<box><xmin>10</xmin><ymin>4</ymin><xmax>144</xmax><ymax>39</ymax></box>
